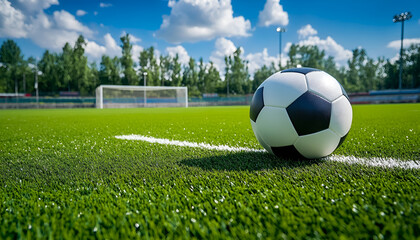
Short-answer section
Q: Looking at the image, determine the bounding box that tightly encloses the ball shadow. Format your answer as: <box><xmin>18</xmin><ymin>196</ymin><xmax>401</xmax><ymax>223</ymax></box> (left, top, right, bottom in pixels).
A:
<box><xmin>179</xmin><ymin>151</ymin><xmax>322</xmax><ymax>171</ymax></box>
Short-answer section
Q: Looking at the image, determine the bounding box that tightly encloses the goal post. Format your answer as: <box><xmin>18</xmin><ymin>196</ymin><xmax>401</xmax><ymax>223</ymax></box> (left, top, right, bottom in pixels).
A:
<box><xmin>96</xmin><ymin>85</ymin><xmax>188</xmax><ymax>109</ymax></box>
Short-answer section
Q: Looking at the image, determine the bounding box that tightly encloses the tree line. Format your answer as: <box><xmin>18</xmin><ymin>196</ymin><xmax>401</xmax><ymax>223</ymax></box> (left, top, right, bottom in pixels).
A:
<box><xmin>0</xmin><ymin>34</ymin><xmax>419</xmax><ymax>97</ymax></box>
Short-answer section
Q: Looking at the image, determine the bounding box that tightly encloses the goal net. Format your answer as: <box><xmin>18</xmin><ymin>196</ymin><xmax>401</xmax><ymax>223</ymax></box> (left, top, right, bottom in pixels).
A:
<box><xmin>96</xmin><ymin>85</ymin><xmax>188</xmax><ymax>109</ymax></box>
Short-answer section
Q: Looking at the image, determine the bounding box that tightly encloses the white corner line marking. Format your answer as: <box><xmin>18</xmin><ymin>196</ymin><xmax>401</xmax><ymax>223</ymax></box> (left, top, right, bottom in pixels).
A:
<box><xmin>115</xmin><ymin>134</ymin><xmax>419</xmax><ymax>170</ymax></box>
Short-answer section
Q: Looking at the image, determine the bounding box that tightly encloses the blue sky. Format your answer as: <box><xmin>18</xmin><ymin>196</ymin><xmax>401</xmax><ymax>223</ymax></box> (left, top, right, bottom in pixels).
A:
<box><xmin>1</xmin><ymin>0</ymin><xmax>419</xmax><ymax>74</ymax></box>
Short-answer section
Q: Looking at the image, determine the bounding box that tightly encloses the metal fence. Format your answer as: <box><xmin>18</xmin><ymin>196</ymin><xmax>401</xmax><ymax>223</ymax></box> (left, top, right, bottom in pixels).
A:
<box><xmin>0</xmin><ymin>90</ymin><xmax>419</xmax><ymax>109</ymax></box>
<box><xmin>0</xmin><ymin>95</ymin><xmax>253</xmax><ymax>109</ymax></box>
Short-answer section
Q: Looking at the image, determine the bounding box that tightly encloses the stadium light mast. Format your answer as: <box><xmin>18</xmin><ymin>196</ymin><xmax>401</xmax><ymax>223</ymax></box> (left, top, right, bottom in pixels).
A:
<box><xmin>28</xmin><ymin>62</ymin><xmax>41</xmax><ymax>108</ymax></box>
<box><xmin>276</xmin><ymin>27</ymin><xmax>286</xmax><ymax>70</ymax></box>
<box><xmin>143</xmin><ymin>71</ymin><xmax>147</xmax><ymax>106</ymax></box>
<box><xmin>393</xmin><ymin>11</ymin><xmax>412</xmax><ymax>90</ymax></box>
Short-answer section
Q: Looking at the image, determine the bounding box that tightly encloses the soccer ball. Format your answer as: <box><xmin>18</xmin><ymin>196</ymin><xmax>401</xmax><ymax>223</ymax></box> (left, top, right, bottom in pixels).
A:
<box><xmin>250</xmin><ymin>67</ymin><xmax>352</xmax><ymax>159</ymax></box>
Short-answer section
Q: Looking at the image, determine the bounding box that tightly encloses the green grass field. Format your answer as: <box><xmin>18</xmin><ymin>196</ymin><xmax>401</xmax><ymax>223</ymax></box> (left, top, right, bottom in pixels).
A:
<box><xmin>1</xmin><ymin>104</ymin><xmax>419</xmax><ymax>239</ymax></box>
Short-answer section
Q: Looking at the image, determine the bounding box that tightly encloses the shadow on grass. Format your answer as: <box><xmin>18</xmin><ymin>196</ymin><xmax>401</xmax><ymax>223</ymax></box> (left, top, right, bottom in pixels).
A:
<box><xmin>179</xmin><ymin>151</ymin><xmax>322</xmax><ymax>171</ymax></box>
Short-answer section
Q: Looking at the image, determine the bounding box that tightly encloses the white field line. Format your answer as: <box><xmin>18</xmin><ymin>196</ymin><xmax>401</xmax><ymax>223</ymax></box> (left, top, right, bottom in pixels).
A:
<box><xmin>325</xmin><ymin>155</ymin><xmax>419</xmax><ymax>170</ymax></box>
<box><xmin>115</xmin><ymin>134</ymin><xmax>265</xmax><ymax>153</ymax></box>
<box><xmin>115</xmin><ymin>134</ymin><xmax>419</xmax><ymax>170</ymax></box>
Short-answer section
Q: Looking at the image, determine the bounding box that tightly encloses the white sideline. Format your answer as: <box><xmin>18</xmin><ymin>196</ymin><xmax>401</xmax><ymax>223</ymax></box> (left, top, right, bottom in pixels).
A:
<box><xmin>115</xmin><ymin>134</ymin><xmax>419</xmax><ymax>170</ymax></box>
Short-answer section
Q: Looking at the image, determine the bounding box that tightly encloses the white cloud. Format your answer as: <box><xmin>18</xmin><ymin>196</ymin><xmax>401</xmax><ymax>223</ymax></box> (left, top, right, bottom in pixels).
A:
<box><xmin>85</xmin><ymin>33</ymin><xmax>144</xmax><ymax>64</ymax></box>
<box><xmin>258</xmin><ymin>0</ymin><xmax>288</xmax><ymax>27</ymax></box>
<box><xmin>210</xmin><ymin>37</ymin><xmax>281</xmax><ymax>77</ymax></box>
<box><xmin>118</xmin><ymin>32</ymin><xmax>143</xmax><ymax>63</ymax></box>
<box><xmin>209</xmin><ymin>37</ymin><xmax>237</xmax><ymax>72</ymax></box>
<box><xmin>30</xmin><ymin>29</ymin><xmax>79</xmax><ymax>50</ymax></box>
<box><xmin>0</xmin><ymin>1</ymin><xmax>96</xmax><ymax>52</ymax></box>
<box><xmin>387</xmin><ymin>38</ymin><xmax>420</xmax><ymax>49</ymax></box>
<box><xmin>299</xmin><ymin>36</ymin><xmax>352</xmax><ymax>62</ymax></box>
<box><xmin>284</xmin><ymin>26</ymin><xmax>352</xmax><ymax>64</ymax></box>
<box><xmin>0</xmin><ymin>0</ymin><xmax>27</xmax><ymax>38</ymax></box>
<box><xmin>28</xmin><ymin>12</ymin><xmax>81</xmax><ymax>50</ymax></box>
<box><xmin>297</xmin><ymin>24</ymin><xmax>317</xmax><ymax>39</ymax></box>
<box><xmin>129</xmin><ymin>35</ymin><xmax>141</xmax><ymax>44</ymax></box>
<box><xmin>76</xmin><ymin>10</ymin><xmax>87</xmax><ymax>16</ymax></box>
<box><xmin>245</xmin><ymin>48</ymin><xmax>279</xmax><ymax>75</ymax></box>
<box><xmin>166</xmin><ymin>45</ymin><xmax>190</xmax><ymax>65</ymax></box>
<box><xmin>156</xmin><ymin>0</ymin><xmax>251</xmax><ymax>43</ymax></box>
<box><xmin>85</xmin><ymin>33</ymin><xmax>125</xmax><ymax>61</ymax></box>
<box><xmin>120</xmin><ymin>31</ymin><xmax>141</xmax><ymax>44</ymax></box>
<box><xmin>85</xmin><ymin>40</ymin><xmax>107</xmax><ymax>59</ymax></box>
<box><xmin>132</xmin><ymin>44</ymin><xmax>143</xmax><ymax>63</ymax></box>
<box><xmin>11</xmin><ymin>0</ymin><xmax>58</xmax><ymax>13</ymax></box>
<box><xmin>53</xmin><ymin>10</ymin><xmax>93</xmax><ymax>37</ymax></box>
<box><xmin>27</xmin><ymin>11</ymin><xmax>95</xmax><ymax>50</ymax></box>
<box><xmin>99</xmin><ymin>3</ymin><xmax>112</xmax><ymax>8</ymax></box>
<box><xmin>103</xmin><ymin>33</ymin><xmax>121</xmax><ymax>57</ymax></box>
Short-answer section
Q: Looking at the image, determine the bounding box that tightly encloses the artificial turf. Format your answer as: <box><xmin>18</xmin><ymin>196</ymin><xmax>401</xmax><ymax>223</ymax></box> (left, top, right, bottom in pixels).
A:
<box><xmin>0</xmin><ymin>104</ymin><xmax>419</xmax><ymax>239</ymax></box>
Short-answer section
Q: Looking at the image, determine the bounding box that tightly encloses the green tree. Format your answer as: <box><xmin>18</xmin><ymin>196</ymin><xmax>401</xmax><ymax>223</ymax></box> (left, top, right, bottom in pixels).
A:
<box><xmin>286</xmin><ymin>44</ymin><xmax>325</xmax><ymax>69</ymax></box>
<box><xmin>171</xmin><ymin>54</ymin><xmax>182</xmax><ymax>87</ymax></box>
<box><xmin>99</xmin><ymin>55</ymin><xmax>121</xmax><ymax>85</ymax></box>
<box><xmin>197</xmin><ymin>58</ymin><xmax>206</xmax><ymax>93</ymax></box>
<box><xmin>345</xmin><ymin>48</ymin><xmax>383</xmax><ymax>92</ymax></box>
<box><xmin>183</xmin><ymin>57</ymin><xmax>199</xmax><ymax>96</ymax></box>
<box><xmin>229</xmin><ymin>47</ymin><xmax>249</xmax><ymax>95</ymax></box>
<box><xmin>159</xmin><ymin>55</ymin><xmax>171</xmax><ymax>86</ymax></box>
<box><xmin>405</xmin><ymin>44</ymin><xmax>420</xmax><ymax>88</ymax></box>
<box><xmin>383</xmin><ymin>44</ymin><xmax>420</xmax><ymax>89</ymax></box>
<box><xmin>87</xmin><ymin>62</ymin><xmax>99</xmax><ymax>94</ymax></box>
<box><xmin>286</xmin><ymin>44</ymin><xmax>298</xmax><ymax>69</ymax></box>
<box><xmin>149</xmin><ymin>48</ymin><xmax>160</xmax><ymax>86</ymax></box>
<box><xmin>224</xmin><ymin>55</ymin><xmax>232</xmax><ymax>96</ymax></box>
<box><xmin>204</xmin><ymin>61</ymin><xmax>221</xmax><ymax>94</ymax></box>
<box><xmin>38</xmin><ymin>50</ymin><xmax>60</xmax><ymax>94</ymax></box>
<box><xmin>252</xmin><ymin>63</ymin><xmax>276</xmax><ymax>91</ymax></box>
<box><xmin>72</xmin><ymin>35</ymin><xmax>89</xmax><ymax>94</ymax></box>
<box><xmin>383</xmin><ymin>60</ymin><xmax>398</xmax><ymax>89</ymax></box>
<box><xmin>139</xmin><ymin>47</ymin><xmax>160</xmax><ymax>86</ymax></box>
<box><xmin>120</xmin><ymin>33</ymin><xmax>137</xmax><ymax>85</ymax></box>
<box><xmin>20</xmin><ymin>56</ymin><xmax>37</xmax><ymax>94</ymax></box>
<box><xmin>0</xmin><ymin>39</ymin><xmax>24</xmax><ymax>93</ymax></box>
<box><xmin>61</xmin><ymin>43</ymin><xmax>73</xmax><ymax>92</ymax></box>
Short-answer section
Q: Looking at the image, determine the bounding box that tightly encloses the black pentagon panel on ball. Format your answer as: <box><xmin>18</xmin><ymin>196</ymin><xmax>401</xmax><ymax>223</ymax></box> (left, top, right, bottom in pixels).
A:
<box><xmin>271</xmin><ymin>145</ymin><xmax>306</xmax><ymax>159</ymax></box>
<box><xmin>286</xmin><ymin>91</ymin><xmax>332</xmax><ymax>136</ymax></box>
<box><xmin>250</xmin><ymin>87</ymin><xmax>265</xmax><ymax>122</ymax></box>
<box><xmin>281</xmin><ymin>67</ymin><xmax>320</xmax><ymax>75</ymax></box>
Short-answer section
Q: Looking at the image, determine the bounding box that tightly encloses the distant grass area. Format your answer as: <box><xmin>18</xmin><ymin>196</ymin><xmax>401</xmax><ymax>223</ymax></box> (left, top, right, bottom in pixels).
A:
<box><xmin>0</xmin><ymin>104</ymin><xmax>419</xmax><ymax>239</ymax></box>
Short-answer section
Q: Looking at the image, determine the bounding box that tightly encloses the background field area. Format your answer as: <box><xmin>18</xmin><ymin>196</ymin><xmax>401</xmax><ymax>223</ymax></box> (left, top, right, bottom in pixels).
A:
<box><xmin>0</xmin><ymin>104</ymin><xmax>419</xmax><ymax>239</ymax></box>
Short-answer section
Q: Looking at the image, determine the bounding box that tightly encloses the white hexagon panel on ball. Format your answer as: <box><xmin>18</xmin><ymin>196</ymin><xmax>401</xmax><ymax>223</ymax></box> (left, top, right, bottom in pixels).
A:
<box><xmin>263</xmin><ymin>72</ymin><xmax>308</xmax><ymax>108</ymax></box>
<box><xmin>255</xmin><ymin>106</ymin><xmax>298</xmax><ymax>147</ymax></box>
<box><xmin>306</xmin><ymin>71</ymin><xmax>343</xmax><ymax>102</ymax></box>
<box><xmin>330</xmin><ymin>95</ymin><xmax>353</xmax><ymax>137</ymax></box>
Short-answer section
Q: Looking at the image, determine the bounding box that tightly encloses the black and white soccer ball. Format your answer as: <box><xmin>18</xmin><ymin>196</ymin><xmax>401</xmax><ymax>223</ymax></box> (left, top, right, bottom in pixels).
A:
<box><xmin>250</xmin><ymin>67</ymin><xmax>352</xmax><ymax>159</ymax></box>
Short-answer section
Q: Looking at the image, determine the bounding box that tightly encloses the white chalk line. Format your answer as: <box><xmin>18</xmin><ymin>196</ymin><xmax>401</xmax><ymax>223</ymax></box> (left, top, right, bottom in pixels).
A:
<box><xmin>115</xmin><ymin>134</ymin><xmax>419</xmax><ymax>170</ymax></box>
<box><xmin>116</xmin><ymin>134</ymin><xmax>265</xmax><ymax>153</ymax></box>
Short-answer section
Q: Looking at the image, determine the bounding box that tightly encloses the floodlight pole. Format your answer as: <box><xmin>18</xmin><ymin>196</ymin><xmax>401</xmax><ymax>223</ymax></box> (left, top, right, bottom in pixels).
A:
<box><xmin>35</xmin><ymin>68</ymin><xmax>39</xmax><ymax>108</ymax></box>
<box><xmin>15</xmin><ymin>75</ymin><xmax>18</xmax><ymax>96</ymax></box>
<box><xmin>23</xmin><ymin>73</ymin><xmax>26</xmax><ymax>94</ymax></box>
<box><xmin>227</xmin><ymin>77</ymin><xmax>229</xmax><ymax>97</ymax></box>
<box><xmin>143</xmin><ymin>71</ymin><xmax>147</xmax><ymax>106</ymax></box>
<box><xmin>276</xmin><ymin>27</ymin><xmax>286</xmax><ymax>70</ymax></box>
<box><xmin>393</xmin><ymin>12</ymin><xmax>412</xmax><ymax>90</ymax></box>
